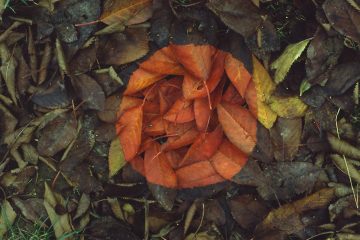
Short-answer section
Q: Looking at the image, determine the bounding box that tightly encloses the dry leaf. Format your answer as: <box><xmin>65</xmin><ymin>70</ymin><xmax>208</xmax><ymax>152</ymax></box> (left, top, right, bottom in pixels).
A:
<box><xmin>108</xmin><ymin>137</ymin><xmax>126</xmax><ymax>178</ymax></box>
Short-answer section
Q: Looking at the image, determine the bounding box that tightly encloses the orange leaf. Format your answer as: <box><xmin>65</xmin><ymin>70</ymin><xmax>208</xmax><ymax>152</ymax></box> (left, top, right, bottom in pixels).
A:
<box><xmin>217</xmin><ymin>102</ymin><xmax>257</xmax><ymax>154</ymax></box>
<box><xmin>194</xmin><ymin>97</ymin><xmax>212</xmax><ymax>132</ymax></box>
<box><xmin>163</xmin><ymin>97</ymin><xmax>195</xmax><ymax>123</ymax></box>
<box><xmin>222</xmin><ymin>83</ymin><xmax>245</xmax><ymax>105</ymax></box>
<box><xmin>144</xmin><ymin>142</ymin><xmax>177</xmax><ymax>188</ymax></box>
<box><xmin>116</xmin><ymin>105</ymin><xmax>143</xmax><ymax>161</ymax></box>
<box><xmin>170</xmin><ymin>44</ymin><xmax>217</xmax><ymax>80</ymax></box>
<box><xmin>101</xmin><ymin>0</ymin><xmax>153</xmax><ymax>25</ymax></box>
<box><xmin>118</xmin><ymin>96</ymin><xmax>143</xmax><ymax>117</ymax></box>
<box><xmin>143</xmin><ymin>116</ymin><xmax>167</xmax><ymax>136</ymax></box>
<box><xmin>182</xmin><ymin>51</ymin><xmax>226</xmax><ymax>99</ymax></box>
<box><xmin>224</xmin><ymin>53</ymin><xmax>252</xmax><ymax>97</ymax></box>
<box><xmin>158</xmin><ymin>77</ymin><xmax>183</xmax><ymax>114</ymax></box>
<box><xmin>162</xmin><ymin>122</ymin><xmax>199</xmax><ymax>150</ymax></box>
<box><xmin>179</xmin><ymin>125</ymin><xmax>223</xmax><ymax>167</ymax></box>
<box><xmin>210</xmin><ymin>139</ymin><xmax>248</xmax><ymax>180</ymax></box>
<box><xmin>176</xmin><ymin>161</ymin><xmax>224</xmax><ymax>188</ymax></box>
<box><xmin>124</xmin><ymin>68</ymin><xmax>165</xmax><ymax>95</ymax></box>
<box><xmin>140</xmin><ymin>47</ymin><xmax>184</xmax><ymax>75</ymax></box>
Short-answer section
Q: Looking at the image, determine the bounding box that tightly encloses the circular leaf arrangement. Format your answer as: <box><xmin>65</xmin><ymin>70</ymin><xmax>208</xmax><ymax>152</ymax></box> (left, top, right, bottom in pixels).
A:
<box><xmin>116</xmin><ymin>43</ymin><xmax>269</xmax><ymax>189</ymax></box>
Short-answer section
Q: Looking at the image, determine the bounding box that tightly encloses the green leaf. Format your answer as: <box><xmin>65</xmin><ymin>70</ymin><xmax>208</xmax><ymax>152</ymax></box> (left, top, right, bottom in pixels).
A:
<box><xmin>299</xmin><ymin>79</ymin><xmax>312</xmax><ymax>96</ymax></box>
<box><xmin>108</xmin><ymin>137</ymin><xmax>126</xmax><ymax>178</ymax></box>
<box><xmin>271</xmin><ymin>38</ymin><xmax>311</xmax><ymax>84</ymax></box>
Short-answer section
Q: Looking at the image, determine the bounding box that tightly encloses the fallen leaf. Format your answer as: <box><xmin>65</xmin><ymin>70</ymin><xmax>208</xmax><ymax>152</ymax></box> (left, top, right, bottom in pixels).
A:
<box><xmin>224</xmin><ymin>53</ymin><xmax>252</xmax><ymax>97</ymax></box>
<box><xmin>228</xmin><ymin>194</ymin><xmax>269</xmax><ymax>229</ymax></box>
<box><xmin>268</xmin><ymin>95</ymin><xmax>308</xmax><ymax>118</ymax></box>
<box><xmin>72</xmin><ymin>74</ymin><xmax>106</xmax><ymax>110</ymax></box>
<box><xmin>323</xmin><ymin>62</ymin><xmax>360</xmax><ymax>96</ymax></box>
<box><xmin>257</xmin><ymin>162</ymin><xmax>320</xmax><ymax>200</ymax></box>
<box><xmin>0</xmin><ymin>200</ymin><xmax>17</xmax><ymax>238</ymax></box>
<box><xmin>255</xmin><ymin>188</ymin><xmax>335</xmax><ymax>239</ymax></box>
<box><xmin>330</xmin><ymin>154</ymin><xmax>360</xmax><ymax>184</ymax></box>
<box><xmin>37</xmin><ymin>112</ymin><xmax>77</xmax><ymax>157</ymax></box>
<box><xmin>323</xmin><ymin>0</ymin><xmax>360</xmax><ymax>43</ymax></box>
<box><xmin>101</xmin><ymin>0</ymin><xmax>153</xmax><ymax>25</ymax></box>
<box><xmin>108</xmin><ymin>137</ymin><xmax>126</xmax><ymax>178</ymax></box>
<box><xmin>144</xmin><ymin>142</ymin><xmax>177</xmax><ymax>188</ymax></box>
<box><xmin>163</xmin><ymin>97</ymin><xmax>195</xmax><ymax>123</ymax></box>
<box><xmin>327</xmin><ymin>132</ymin><xmax>360</xmax><ymax>159</ymax></box>
<box><xmin>97</xmin><ymin>94</ymin><xmax>122</xmax><ymax>123</ymax></box>
<box><xmin>217</xmin><ymin>102</ymin><xmax>257</xmax><ymax>155</ymax></box>
<box><xmin>270</xmin><ymin>118</ymin><xmax>302</xmax><ymax>161</ymax></box>
<box><xmin>305</xmin><ymin>28</ymin><xmax>343</xmax><ymax>83</ymax></box>
<box><xmin>0</xmin><ymin>43</ymin><xmax>18</xmax><ymax>104</ymax></box>
<box><xmin>207</xmin><ymin>0</ymin><xmax>263</xmax><ymax>37</ymax></box>
<box><xmin>271</xmin><ymin>38</ymin><xmax>311</xmax><ymax>84</ymax></box>
<box><xmin>98</xmin><ymin>28</ymin><xmax>149</xmax><ymax>66</ymax></box>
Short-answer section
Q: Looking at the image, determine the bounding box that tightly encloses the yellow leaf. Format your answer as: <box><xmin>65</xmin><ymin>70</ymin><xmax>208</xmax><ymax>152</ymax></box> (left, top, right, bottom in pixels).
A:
<box><xmin>0</xmin><ymin>200</ymin><xmax>17</xmax><ymax>238</ymax></box>
<box><xmin>271</xmin><ymin>38</ymin><xmax>311</xmax><ymax>84</ymax></box>
<box><xmin>245</xmin><ymin>57</ymin><xmax>277</xmax><ymax>129</ymax></box>
<box><xmin>252</xmin><ymin>56</ymin><xmax>276</xmax><ymax>102</ymax></box>
<box><xmin>108</xmin><ymin>137</ymin><xmax>126</xmax><ymax>178</ymax></box>
<box><xmin>268</xmin><ymin>95</ymin><xmax>308</xmax><ymax>118</ymax></box>
<box><xmin>101</xmin><ymin>0</ymin><xmax>153</xmax><ymax>26</ymax></box>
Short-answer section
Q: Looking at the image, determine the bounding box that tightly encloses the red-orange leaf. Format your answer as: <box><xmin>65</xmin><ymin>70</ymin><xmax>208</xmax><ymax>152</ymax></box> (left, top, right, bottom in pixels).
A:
<box><xmin>118</xmin><ymin>96</ymin><xmax>143</xmax><ymax>116</ymax></box>
<box><xmin>194</xmin><ymin>97</ymin><xmax>212</xmax><ymax>132</ymax></box>
<box><xmin>179</xmin><ymin>125</ymin><xmax>223</xmax><ymax>167</ymax></box>
<box><xmin>176</xmin><ymin>161</ymin><xmax>224</xmax><ymax>188</ymax></box>
<box><xmin>224</xmin><ymin>53</ymin><xmax>252</xmax><ymax>97</ymax></box>
<box><xmin>210</xmin><ymin>139</ymin><xmax>248</xmax><ymax>180</ymax></box>
<box><xmin>144</xmin><ymin>116</ymin><xmax>167</xmax><ymax>136</ymax></box>
<box><xmin>182</xmin><ymin>51</ymin><xmax>226</xmax><ymax>99</ymax></box>
<box><xmin>116</xmin><ymin>105</ymin><xmax>143</xmax><ymax>160</ymax></box>
<box><xmin>170</xmin><ymin>44</ymin><xmax>216</xmax><ymax>80</ymax></box>
<box><xmin>162</xmin><ymin>122</ymin><xmax>199</xmax><ymax>150</ymax></box>
<box><xmin>144</xmin><ymin>142</ymin><xmax>177</xmax><ymax>188</ymax></box>
<box><xmin>124</xmin><ymin>68</ymin><xmax>165</xmax><ymax>95</ymax></box>
<box><xmin>163</xmin><ymin>97</ymin><xmax>195</xmax><ymax>123</ymax></box>
<box><xmin>140</xmin><ymin>47</ymin><xmax>184</xmax><ymax>75</ymax></box>
<box><xmin>158</xmin><ymin>77</ymin><xmax>183</xmax><ymax>114</ymax></box>
<box><xmin>217</xmin><ymin>102</ymin><xmax>256</xmax><ymax>154</ymax></box>
<box><xmin>222</xmin><ymin>83</ymin><xmax>245</xmax><ymax>105</ymax></box>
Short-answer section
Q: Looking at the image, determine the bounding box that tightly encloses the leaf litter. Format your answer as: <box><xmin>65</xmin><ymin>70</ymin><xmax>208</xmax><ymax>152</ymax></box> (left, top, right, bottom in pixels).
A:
<box><xmin>0</xmin><ymin>0</ymin><xmax>359</xmax><ymax>239</ymax></box>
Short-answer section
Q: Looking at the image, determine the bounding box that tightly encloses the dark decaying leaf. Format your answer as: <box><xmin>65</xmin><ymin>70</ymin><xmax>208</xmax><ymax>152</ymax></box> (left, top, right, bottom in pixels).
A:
<box><xmin>323</xmin><ymin>0</ymin><xmax>360</xmax><ymax>43</ymax></box>
<box><xmin>245</xmin><ymin>19</ymin><xmax>280</xmax><ymax>59</ymax></box>
<box><xmin>86</xmin><ymin>216</ymin><xmax>141</xmax><ymax>240</ymax></box>
<box><xmin>228</xmin><ymin>194</ymin><xmax>269</xmax><ymax>230</ymax></box>
<box><xmin>37</xmin><ymin>112</ymin><xmax>77</xmax><ymax>157</ymax></box>
<box><xmin>53</xmin><ymin>0</ymin><xmax>101</xmax><ymax>57</ymax></box>
<box><xmin>1</xmin><ymin>166</ymin><xmax>37</xmax><ymax>195</ymax></box>
<box><xmin>31</xmin><ymin>78</ymin><xmax>71</xmax><ymax>109</ymax></box>
<box><xmin>69</xmin><ymin>39</ymin><xmax>99</xmax><ymax>74</ymax></box>
<box><xmin>232</xmin><ymin>159</ymin><xmax>265</xmax><ymax>186</ymax></box>
<box><xmin>148</xmin><ymin>183</ymin><xmax>177</xmax><ymax>211</ymax></box>
<box><xmin>60</xmin><ymin>114</ymin><xmax>102</xmax><ymax>193</ymax></box>
<box><xmin>300</xmin><ymin>85</ymin><xmax>328</xmax><ymax>108</ymax></box>
<box><xmin>97</xmin><ymin>94</ymin><xmax>122</xmax><ymax>123</ymax></box>
<box><xmin>254</xmin><ymin>188</ymin><xmax>335</xmax><ymax>240</ymax></box>
<box><xmin>257</xmin><ymin>162</ymin><xmax>320</xmax><ymax>201</ymax></box>
<box><xmin>0</xmin><ymin>103</ymin><xmax>18</xmax><ymax>140</ymax></box>
<box><xmin>269</xmin><ymin>118</ymin><xmax>302</xmax><ymax>162</ymax></box>
<box><xmin>323</xmin><ymin>62</ymin><xmax>360</xmax><ymax>96</ymax></box>
<box><xmin>72</xmin><ymin>74</ymin><xmax>106</xmax><ymax>110</ymax></box>
<box><xmin>150</xmin><ymin>0</ymin><xmax>173</xmax><ymax>48</ymax></box>
<box><xmin>305</xmin><ymin>28</ymin><xmax>343</xmax><ymax>83</ymax></box>
<box><xmin>207</xmin><ymin>0</ymin><xmax>263</xmax><ymax>38</ymax></box>
<box><xmin>98</xmin><ymin>28</ymin><xmax>149</xmax><ymax>66</ymax></box>
<box><xmin>12</xmin><ymin>197</ymin><xmax>47</xmax><ymax>225</ymax></box>
<box><xmin>251</xmin><ymin>123</ymin><xmax>274</xmax><ymax>163</ymax></box>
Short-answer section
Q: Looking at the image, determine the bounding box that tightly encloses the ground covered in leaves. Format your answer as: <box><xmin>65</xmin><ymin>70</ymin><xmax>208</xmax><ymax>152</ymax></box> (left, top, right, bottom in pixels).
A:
<box><xmin>0</xmin><ymin>0</ymin><xmax>360</xmax><ymax>239</ymax></box>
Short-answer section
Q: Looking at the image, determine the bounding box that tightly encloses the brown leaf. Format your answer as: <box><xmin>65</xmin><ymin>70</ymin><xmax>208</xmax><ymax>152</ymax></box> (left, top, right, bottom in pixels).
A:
<box><xmin>255</xmin><ymin>188</ymin><xmax>335</xmax><ymax>239</ymax></box>
<box><xmin>257</xmin><ymin>162</ymin><xmax>320</xmax><ymax>200</ymax></box>
<box><xmin>99</xmin><ymin>28</ymin><xmax>149</xmax><ymax>66</ymax></box>
<box><xmin>37</xmin><ymin>112</ymin><xmax>77</xmax><ymax>157</ymax></box>
<box><xmin>101</xmin><ymin>0</ymin><xmax>153</xmax><ymax>25</ymax></box>
<box><xmin>323</xmin><ymin>0</ymin><xmax>360</xmax><ymax>43</ymax></box>
<box><xmin>72</xmin><ymin>74</ymin><xmax>106</xmax><ymax>110</ymax></box>
<box><xmin>269</xmin><ymin>118</ymin><xmax>302</xmax><ymax>161</ymax></box>
<box><xmin>207</xmin><ymin>0</ymin><xmax>263</xmax><ymax>37</ymax></box>
<box><xmin>228</xmin><ymin>194</ymin><xmax>269</xmax><ymax>229</ymax></box>
<box><xmin>97</xmin><ymin>94</ymin><xmax>122</xmax><ymax>123</ymax></box>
